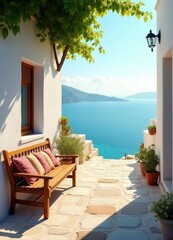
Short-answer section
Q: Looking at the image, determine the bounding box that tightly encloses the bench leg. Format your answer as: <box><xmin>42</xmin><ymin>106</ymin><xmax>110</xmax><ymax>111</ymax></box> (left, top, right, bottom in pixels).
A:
<box><xmin>44</xmin><ymin>196</ymin><xmax>50</xmax><ymax>219</ymax></box>
<box><xmin>9</xmin><ymin>190</ymin><xmax>16</xmax><ymax>215</ymax></box>
<box><xmin>72</xmin><ymin>170</ymin><xmax>76</xmax><ymax>187</ymax></box>
<box><xmin>43</xmin><ymin>179</ymin><xmax>50</xmax><ymax>219</ymax></box>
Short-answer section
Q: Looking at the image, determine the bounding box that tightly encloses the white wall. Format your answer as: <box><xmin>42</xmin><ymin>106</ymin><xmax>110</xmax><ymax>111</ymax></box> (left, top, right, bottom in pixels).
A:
<box><xmin>0</xmin><ymin>20</ymin><xmax>61</xmax><ymax>220</ymax></box>
<box><xmin>144</xmin><ymin>118</ymin><xmax>157</xmax><ymax>148</ymax></box>
<box><xmin>156</xmin><ymin>0</ymin><xmax>173</xmax><ymax>192</ymax></box>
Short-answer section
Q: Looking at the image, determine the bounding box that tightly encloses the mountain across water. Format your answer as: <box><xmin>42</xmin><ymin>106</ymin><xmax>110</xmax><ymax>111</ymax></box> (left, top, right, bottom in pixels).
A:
<box><xmin>127</xmin><ymin>92</ymin><xmax>156</xmax><ymax>99</ymax></box>
<box><xmin>62</xmin><ymin>85</ymin><xmax>156</xmax><ymax>103</ymax></box>
<box><xmin>62</xmin><ymin>85</ymin><xmax>127</xmax><ymax>103</ymax></box>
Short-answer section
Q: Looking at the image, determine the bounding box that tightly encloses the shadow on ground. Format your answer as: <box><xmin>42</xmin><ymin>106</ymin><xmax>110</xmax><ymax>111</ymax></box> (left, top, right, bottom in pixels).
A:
<box><xmin>0</xmin><ymin>161</ymin><xmax>163</xmax><ymax>240</ymax></box>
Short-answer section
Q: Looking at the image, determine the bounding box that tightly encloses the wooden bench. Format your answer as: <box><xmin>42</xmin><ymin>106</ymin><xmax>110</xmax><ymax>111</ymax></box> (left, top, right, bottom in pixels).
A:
<box><xmin>2</xmin><ymin>138</ymin><xmax>77</xmax><ymax>219</ymax></box>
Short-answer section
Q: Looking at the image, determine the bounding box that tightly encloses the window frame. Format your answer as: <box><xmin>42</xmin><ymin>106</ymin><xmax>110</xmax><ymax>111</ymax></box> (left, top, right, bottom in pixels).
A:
<box><xmin>21</xmin><ymin>62</ymin><xmax>34</xmax><ymax>136</ymax></box>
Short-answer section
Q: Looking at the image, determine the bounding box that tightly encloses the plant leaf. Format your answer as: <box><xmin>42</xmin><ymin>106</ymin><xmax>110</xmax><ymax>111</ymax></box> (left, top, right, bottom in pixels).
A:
<box><xmin>2</xmin><ymin>27</ymin><xmax>8</xmax><ymax>39</ymax></box>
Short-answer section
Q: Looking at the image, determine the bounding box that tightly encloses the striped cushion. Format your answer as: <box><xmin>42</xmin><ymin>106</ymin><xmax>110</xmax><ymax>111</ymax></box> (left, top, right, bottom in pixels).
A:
<box><xmin>42</xmin><ymin>148</ymin><xmax>60</xmax><ymax>167</ymax></box>
<box><xmin>33</xmin><ymin>152</ymin><xmax>51</xmax><ymax>174</ymax></box>
<box><xmin>27</xmin><ymin>153</ymin><xmax>45</xmax><ymax>175</ymax></box>
<box><xmin>40</xmin><ymin>151</ymin><xmax>55</xmax><ymax>169</ymax></box>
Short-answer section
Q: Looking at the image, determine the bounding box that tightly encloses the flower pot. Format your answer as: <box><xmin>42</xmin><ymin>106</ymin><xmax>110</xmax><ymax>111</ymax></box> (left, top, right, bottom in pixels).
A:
<box><xmin>145</xmin><ymin>171</ymin><xmax>159</xmax><ymax>185</ymax></box>
<box><xmin>159</xmin><ymin>218</ymin><xmax>173</xmax><ymax>240</ymax></box>
<box><xmin>148</xmin><ymin>128</ymin><xmax>156</xmax><ymax>135</ymax></box>
<box><xmin>140</xmin><ymin>162</ymin><xmax>146</xmax><ymax>176</ymax></box>
<box><xmin>60</xmin><ymin>159</ymin><xmax>72</xmax><ymax>164</ymax></box>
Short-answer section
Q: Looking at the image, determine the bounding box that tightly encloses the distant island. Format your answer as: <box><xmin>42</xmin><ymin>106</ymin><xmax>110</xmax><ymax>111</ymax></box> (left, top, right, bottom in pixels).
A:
<box><xmin>127</xmin><ymin>92</ymin><xmax>156</xmax><ymax>99</ymax></box>
<box><xmin>62</xmin><ymin>85</ymin><xmax>127</xmax><ymax>103</ymax></box>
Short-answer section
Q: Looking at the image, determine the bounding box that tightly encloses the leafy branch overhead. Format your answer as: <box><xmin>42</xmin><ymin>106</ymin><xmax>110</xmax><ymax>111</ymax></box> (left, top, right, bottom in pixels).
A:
<box><xmin>0</xmin><ymin>0</ymin><xmax>152</xmax><ymax>71</ymax></box>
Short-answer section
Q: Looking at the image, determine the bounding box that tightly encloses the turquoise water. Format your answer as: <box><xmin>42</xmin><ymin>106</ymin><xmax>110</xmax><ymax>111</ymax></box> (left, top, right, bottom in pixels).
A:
<box><xmin>62</xmin><ymin>99</ymin><xmax>157</xmax><ymax>159</ymax></box>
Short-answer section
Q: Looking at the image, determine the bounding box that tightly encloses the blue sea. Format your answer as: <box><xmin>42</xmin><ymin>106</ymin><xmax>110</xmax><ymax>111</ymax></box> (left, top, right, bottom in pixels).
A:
<box><xmin>62</xmin><ymin>99</ymin><xmax>157</xmax><ymax>159</ymax></box>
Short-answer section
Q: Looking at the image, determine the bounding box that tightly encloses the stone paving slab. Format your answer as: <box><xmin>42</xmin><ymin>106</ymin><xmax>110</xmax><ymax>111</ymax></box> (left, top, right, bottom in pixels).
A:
<box><xmin>94</xmin><ymin>189</ymin><xmax>121</xmax><ymax>197</ymax></box>
<box><xmin>123</xmin><ymin>188</ymin><xmax>149</xmax><ymax>195</ymax></box>
<box><xmin>115</xmin><ymin>216</ymin><xmax>141</xmax><ymax>228</ymax></box>
<box><xmin>0</xmin><ymin>158</ymin><xmax>164</xmax><ymax>240</ymax></box>
<box><xmin>85</xmin><ymin>205</ymin><xmax>117</xmax><ymax>215</ymax></box>
<box><xmin>104</xmin><ymin>173</ymin><xmax>120</xmax><ymax>178</ymax></box>
<box><xmin>80</xmin><ymin>215</ymin><xmax>113</xmax><ymax>230</ymax></box>
<box><xmin>120</xmin><ymin>202</ymin><xmax>149</xmax><ymax>215</ymax></box>
<box><xmin>109</xmin><ymin>230</ymin><xmax>151</xmax><ymax>240</ymax></box>
<box><xmin>122</xmin><ymin>183</ymin><xmax>142</xmax><ymax>188</ymax></box>
<box><xmin>67</xmin><ymin>187</ymin><xmax>92</xmax><ymax>196</ymax></box>
<box><xmin>78</xmin><ymin>177</ymin><xmax>97</xmax><ymax>183</ymax></box>
<box><xmin>97</xmin><ymin>182</ymin><xmax>120</xmax><ymax>188</ymax></box>
<box><xmin>97</xmin><ymin>178</ymin><xmax>119</xmax><ymax>183</ymax></box>
<box><xmin>89</xmin><ymin>196</ymin><xmax>121</xmax><ymax>205</ymax></box>
<box><xmin>43</xmin><ymin>214</ymin><xmax>80</xmax><ymax>228</ymax></box>
<box><xmin>76</xmin><ymin>231</ymin><xmax>107</xmax><ymax>240</ymax></box>
<box><xmin>58</xmin><ymin>195</ymin><xmax>87</xmax><ymax>206</ymax></box>
<box><xmin>77</xmin><ymin>181</ymin><xmax>97</xmax><ymax>188</ymax></box>
<box><xmin>58</xmin><ymin>205</ymin><xmax>85</xmax><ymax>216</ymax></box>
<box><xmin>124</xmin><ymin>194</ymin><xmax>152</xmax><ymax>203</ymax></box>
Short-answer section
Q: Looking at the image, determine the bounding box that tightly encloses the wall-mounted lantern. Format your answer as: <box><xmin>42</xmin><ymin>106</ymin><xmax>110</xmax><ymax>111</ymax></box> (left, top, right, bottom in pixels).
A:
<box><xmin>146</xmin><ymin>30</ymin><xmax>161</xmax><ymax>52</ymax></box>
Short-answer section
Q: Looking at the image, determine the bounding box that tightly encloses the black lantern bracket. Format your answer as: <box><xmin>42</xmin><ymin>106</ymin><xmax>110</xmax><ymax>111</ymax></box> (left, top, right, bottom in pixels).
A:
<box><xmin>157</xmin><ymin>30</ymin><xmax>161</xmax><ymax>44</ymax></box>
<box><xmin>146</xmin><ymin>30</ymin><xmax>161</xmax><ymax>52</ymax></box>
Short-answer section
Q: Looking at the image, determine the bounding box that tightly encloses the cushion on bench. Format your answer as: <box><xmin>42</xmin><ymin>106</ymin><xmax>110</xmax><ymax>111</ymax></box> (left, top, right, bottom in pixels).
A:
<box><xmin>27</xmin><ymin>153</ymin><xmax>45</xmax><ymax>175</ymax></box>
<box><xmin>33</xmin><ymin>152</ymin><xmax>51</xmax><ymax>174</ymax></box>
<box><xmin>40</xmin><ymin>151</ymin><xmax>55</xmax><ymax>169</ymax></box>
<box><xmin>12</xmin><ymin>156</ymin><xmax>38</xmax><ymax>185</ymax></box>
<box><xmin>42</xmin><ymin>148</ymin><xmax>60</xmax><ymax>166</ymax></box>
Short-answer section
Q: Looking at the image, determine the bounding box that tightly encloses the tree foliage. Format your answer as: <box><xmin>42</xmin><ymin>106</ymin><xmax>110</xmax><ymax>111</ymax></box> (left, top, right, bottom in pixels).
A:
<box><xmin>0</xmin><ymin>0</ymin><xmax>152</xmax><ymax>71</ymax></box>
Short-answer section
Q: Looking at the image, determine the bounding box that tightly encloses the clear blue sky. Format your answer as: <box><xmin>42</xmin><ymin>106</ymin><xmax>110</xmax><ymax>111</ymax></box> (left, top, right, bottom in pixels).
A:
<box><xmin>62</xmin><ymin>0</ymin><xmax>157</xmax><ymax>98</ymax></box>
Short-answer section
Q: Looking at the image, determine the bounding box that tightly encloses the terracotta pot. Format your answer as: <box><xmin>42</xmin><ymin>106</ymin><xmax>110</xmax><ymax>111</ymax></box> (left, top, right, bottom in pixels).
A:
<box><xmin>148</xmin><ymin>128</ymin><xmax>156</xmax><ymax>135</ymax></box>
<box><xmin>159</xmin><ymin>218</ymin><xmax>173</xmax><ymax>240</ymax></box>
<box><xmin>60</xmin><ymin>119</ymin><xmax>68</xmax><ymax>126</ymax></box>
<box><xmin>60</xmin><ymin>159</ymin><xmax>72</xmax><ymax>164</ymax></box>
<box><xmin>140</xmin><ymin>162</ymin><xmax>146</xmax><ymax>176</ymax></box>
<box><xmin>145</xmin><ymin>171</ymin><xmax>159</xmax><ymax>185</ymax></box>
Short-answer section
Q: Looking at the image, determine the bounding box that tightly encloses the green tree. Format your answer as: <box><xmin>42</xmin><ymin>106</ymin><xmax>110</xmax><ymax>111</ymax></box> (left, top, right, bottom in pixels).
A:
<box><xmin>0</xmin><ymin>0</ymin><xmax>152</xmax><ymax>71</ymax></box>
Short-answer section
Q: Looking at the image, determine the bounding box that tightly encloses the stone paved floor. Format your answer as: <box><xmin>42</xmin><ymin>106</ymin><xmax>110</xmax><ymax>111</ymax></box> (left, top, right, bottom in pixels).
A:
<box><xmin>0</xmin><ymin>157</ymin><xmax>164</xmax><ymax>240</ymax></box>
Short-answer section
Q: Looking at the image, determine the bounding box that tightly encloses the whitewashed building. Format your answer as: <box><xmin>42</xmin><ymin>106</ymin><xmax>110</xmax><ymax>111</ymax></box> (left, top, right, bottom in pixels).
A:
<box><xmin>140</xmin><ymin>0</ymin><xmax>173</xmax><ymax>193</ymax></box>
<box><xmin>0</xmin><ymin>20</ymin><xmax>61</xmax><ymax>221</ymax></box>
<box><xmin>156</xmin><ymin>0</ymin><xmax>173</xmax><ymax>192</ymax></box>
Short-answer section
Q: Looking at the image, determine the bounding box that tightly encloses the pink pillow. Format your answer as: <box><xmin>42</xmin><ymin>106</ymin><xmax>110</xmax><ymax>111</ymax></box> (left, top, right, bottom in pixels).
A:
<box><xmin>42</xmin><ymin>148</ymin><xmax>60</xmax><ymax>167</ymax></box>
<box><xmin>33</xmin><ymin>152</ymin><xmax>51</xmax><ymax>174</ymax></box>
<box><xmin>13</xmin><ymin>156</ymin><xmax>38</xmax><ymax>185</ymax></box>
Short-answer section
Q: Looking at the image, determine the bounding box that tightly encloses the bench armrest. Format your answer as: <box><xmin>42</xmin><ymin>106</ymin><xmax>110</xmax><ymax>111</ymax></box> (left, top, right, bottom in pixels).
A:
<box><xmin>13</xmin><ymin>172</ymin><xmax>53</xmax><ymax>180</ymax></box>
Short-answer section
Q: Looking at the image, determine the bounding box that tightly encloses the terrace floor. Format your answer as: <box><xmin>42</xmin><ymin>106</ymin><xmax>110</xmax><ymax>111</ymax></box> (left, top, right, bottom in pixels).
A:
<box><xmin>0</xmin><ymin>156</ymin><xmax>163</xmax><ymax>240</ymax></box>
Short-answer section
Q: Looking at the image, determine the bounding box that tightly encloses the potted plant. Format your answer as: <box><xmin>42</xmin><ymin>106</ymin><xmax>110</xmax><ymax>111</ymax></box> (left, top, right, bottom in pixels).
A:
<box><xmin>151</xmin><ymin>192</ymin><xmax>173</xmax><ymax>240</ymax></box>
<box><xmin>135</xmin><ymin>143</ymin><xmax>147</xmax><ymax>176</ymax></box>
<box><xmin>54</xmin><ymin>135</ymin><xmax>84</xmax><ymax>164</ymax></box>
<box><xmin>59</xmin><ymin>116</ymin><xmax>72</xmax><ymax>136</ymax></box>
<box><xmin>60</xmin><ymin>116</ymin><xmax>68</xmax><ymax>126</ymax></box>
<box><xmin>144</xmin><ymin>145</ymin><xmax>159</xmax><ymax>185</ymax></box>
<box><xmin>148</xmin><ymin>125</ymin><xmax>156</xmax><ymax>135</ymax></box>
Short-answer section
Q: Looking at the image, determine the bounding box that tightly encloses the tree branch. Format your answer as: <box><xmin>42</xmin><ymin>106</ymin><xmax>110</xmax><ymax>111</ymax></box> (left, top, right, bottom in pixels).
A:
<box><xmin>53</xmin><ymin>44</ymin><xmax>69</xmax><ymax>72</ymax></box>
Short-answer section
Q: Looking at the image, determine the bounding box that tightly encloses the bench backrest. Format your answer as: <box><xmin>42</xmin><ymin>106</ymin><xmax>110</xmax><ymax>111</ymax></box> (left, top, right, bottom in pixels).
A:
<box><xmin>3</xmin><ymin>138</ymin><xmax>51</xmax><ymax>186</ymax></box>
